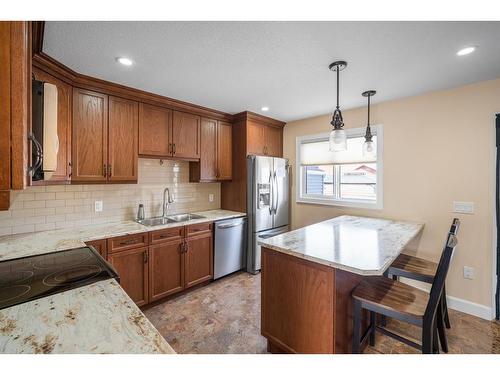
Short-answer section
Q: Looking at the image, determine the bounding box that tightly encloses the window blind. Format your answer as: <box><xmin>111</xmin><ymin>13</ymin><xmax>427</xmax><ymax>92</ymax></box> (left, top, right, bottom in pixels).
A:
<box><xmin>300</xmin><ymin>135</ymin><xmax>377</xmax><ymax>166</ymax></box>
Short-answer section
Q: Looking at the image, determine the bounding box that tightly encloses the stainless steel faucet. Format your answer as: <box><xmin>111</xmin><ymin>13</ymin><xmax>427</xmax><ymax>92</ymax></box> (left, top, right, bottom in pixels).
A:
<box><xmin>162</xmin><ymin>187</ymin><xmax>174</xmax><ymax>217</ymax></box>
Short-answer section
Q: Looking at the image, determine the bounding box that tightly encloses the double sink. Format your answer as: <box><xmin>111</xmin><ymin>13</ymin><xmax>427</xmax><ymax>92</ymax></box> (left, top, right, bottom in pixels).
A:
<box><xmin>137</xmin><ymin>213</ymin><xmax>206</xmax><ymax>227</ymax></box>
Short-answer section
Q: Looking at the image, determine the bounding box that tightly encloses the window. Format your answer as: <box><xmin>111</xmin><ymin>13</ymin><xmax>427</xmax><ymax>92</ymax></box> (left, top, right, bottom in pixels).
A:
<box><xmin>296</xmin><ymin>126</ymin><xmax>383</xmax><ymax>209</ymax></box>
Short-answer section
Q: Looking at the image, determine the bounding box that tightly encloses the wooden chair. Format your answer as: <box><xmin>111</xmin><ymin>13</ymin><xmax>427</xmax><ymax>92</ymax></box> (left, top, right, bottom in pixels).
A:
<box><xmin>385</xmin><ymin>219</ymin><xmax>460</xmax><ymax>335</ymax></box>
<box><xmin>351</xmin><ymin>220</ymin><xmax>460</xmax><ymax>354</ymax></box>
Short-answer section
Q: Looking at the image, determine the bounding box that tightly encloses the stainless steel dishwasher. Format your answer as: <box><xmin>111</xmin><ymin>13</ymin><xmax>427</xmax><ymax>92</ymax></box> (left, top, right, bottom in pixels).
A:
<box><xmin>214</xmin><ymin>217</ymin><xmax>247</xmax><ymax>280</ymax></box>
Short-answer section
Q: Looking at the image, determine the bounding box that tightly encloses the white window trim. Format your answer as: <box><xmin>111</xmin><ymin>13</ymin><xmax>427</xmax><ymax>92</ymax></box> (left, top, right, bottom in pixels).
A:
<box><xmin>295</xmin><ymin>125</ymin><xmax>383</xmax><ymax>210</ymax></box>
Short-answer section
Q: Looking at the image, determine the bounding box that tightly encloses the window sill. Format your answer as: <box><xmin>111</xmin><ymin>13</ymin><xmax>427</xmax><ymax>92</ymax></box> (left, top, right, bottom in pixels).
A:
<box><xmin>296</xmin><ymin>197</ymin><xmax>383</xmax><ymax>210</ymax></box>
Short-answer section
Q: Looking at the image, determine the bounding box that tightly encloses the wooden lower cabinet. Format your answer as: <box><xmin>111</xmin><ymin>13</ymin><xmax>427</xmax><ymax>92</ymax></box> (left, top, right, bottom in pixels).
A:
<box><xmin>149</xmin><ymin>239</ymin><xmax>184</xmax><ymax>301</ymax></box>
<box><xmin>108</xmin><ymin>246</ymin><xmax>149</xmax><ymax>307</ymax></box>
<box><xmin>185</xmin><ymin>231</ymin><xmax>213</xmax><ymax>289</ymax></box>
<box><xmin>98</xmin><ymin>223</ymin><xmax>213</xmax><ymax>307</ymax></box>
<box><xmin>85</xmin><ymin>239</ymin><xmax>107</xmax><ymax>259</ymax></box>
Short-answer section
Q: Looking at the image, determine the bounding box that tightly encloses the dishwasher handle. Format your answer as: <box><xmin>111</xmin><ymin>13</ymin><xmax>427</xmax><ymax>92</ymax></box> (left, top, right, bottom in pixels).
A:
<box><xmin>217</xmin><ymin>222</ymin><xmax>245</xmax><ymax>229</ymax></box>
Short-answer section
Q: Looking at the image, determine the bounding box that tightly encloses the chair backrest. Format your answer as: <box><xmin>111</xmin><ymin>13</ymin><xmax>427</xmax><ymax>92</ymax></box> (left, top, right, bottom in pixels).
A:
<box><xmin>424</xmin><ymin>218</ymin><xmax>460</xmax><ymax>323</ymax></box>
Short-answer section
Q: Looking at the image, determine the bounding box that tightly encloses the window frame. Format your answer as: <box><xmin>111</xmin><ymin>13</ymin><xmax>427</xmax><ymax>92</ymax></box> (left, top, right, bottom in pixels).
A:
<box><xmin>295</xmin><ymin>125</ymin><xmax>383</xmax><ymax>210</ymax></box>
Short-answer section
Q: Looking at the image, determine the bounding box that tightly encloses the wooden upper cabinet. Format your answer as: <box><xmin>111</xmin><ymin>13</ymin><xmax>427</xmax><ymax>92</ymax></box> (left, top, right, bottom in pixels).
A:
<box><xmin>264</xmin><ymin>125</ymin><xmax>282</xmax><ymax>157</ymax></box>
<box><xmin>172</xmin><ymin>111</ymin><xmax>201</xmax><ymax>159</ymax></box>
<box><xmin>246</xmin><ymin>121</ymin><xmax>266</xmax><ymax>156</ymax></box>
<box><xmin>199</xmin><ymin>118</ymin><xmax>217</xmax><ymax>180</ymax></box>
<box><xmin>138</xmin><ymin>103</ymin><xmax>172</xmax><ymax>157</ymax></box>
<box><xmin>34</xmin><ymin>69</ymin><xmax>72</xmax><ymax>183</ymax></box>
<box><xmin>72</xmin><ymin>88</ymin><xmax>108</xmax><ymax>182</ymax></box>
<box><xmin>108</xmin><ymin>246</ymin><xmax>149</xmax><ymax>307</ymax></box>
<box><xmin>217</xmin><ymin>121</ymin><xmax>232</xmax><ymax>180</ymax></box>
<box><xmin>246</xmin><ymin>121</ymin><xmax>282</xmax><ymax>157</ymax></box>
<box><xmin>108</xmin><ymin>96</ymin><xmax>138</xmax><ymax>182</ymax></box>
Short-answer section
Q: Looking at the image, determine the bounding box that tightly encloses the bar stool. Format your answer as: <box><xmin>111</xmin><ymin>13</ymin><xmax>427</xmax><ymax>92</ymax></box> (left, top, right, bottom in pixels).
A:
<box><xmin>351</xmin><ymin>220</ymin><xmax>460</xmax><ymax>354</ymax></box>
<box><xmin>386</xmin><ymin>219</ymin><xmax>460</xmax><ymax>331</ymax></box>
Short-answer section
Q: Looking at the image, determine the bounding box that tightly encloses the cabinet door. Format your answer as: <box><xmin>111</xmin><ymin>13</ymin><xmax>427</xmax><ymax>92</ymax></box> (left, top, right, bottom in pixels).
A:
<box><xmin>172</xmin><ymin>111</ymin><xmax>201</xmax><ymax>159</ymax></box>
<box><xmin>72</xmin><ymin>88</ymin><xmax>108</xmax><ymax>182</ymax></box>
<box><xmin>265</xmin><ymin>125</ymin><xmax>283</xmax><ymax>157</ymax></box>
<box><xmin>199</xmin><ymin>118</ymin><xmax>217</xmax><ymax>181</ymax></box>
<box><xmin>216</xmin><ymin>121</ymin><xmax>232</xmax><ymax>180</ymax></box>
<box><xmin>108</xmin><ymin>246</ymin><xmax>149</xmax><ymax>306</ymax></box>
<box><xmin>149</xmin><ymin>239</ymin><xmax>184</xmax><ymax>301</ymax></box>
<box><xmin>184</xmin><ymin>231</ymin><xmax>213</xmax><ymax>289</ymax></box>
<box><xmin>246</xmin><ymin>121</ymin><xmax>265</xmax><ymax>156</ymax></box>
<box><xmin>108</xmin><ymin>96</ymin><xmax>138</xmax><ymax>182</ymax></box>
<box><xmin>138</xmin><ymin>103</ymin><xmax>172</xmax><ymax>157</ymax></box>
<box><xmin>85</xmin><ymin>239</ymin><xmax>107</xmax><ymax>259</ymax></box>
<box><xmin>32</xmin><ymin>68</ymin><xmax>72</xmax><ymax>183</ymax></box>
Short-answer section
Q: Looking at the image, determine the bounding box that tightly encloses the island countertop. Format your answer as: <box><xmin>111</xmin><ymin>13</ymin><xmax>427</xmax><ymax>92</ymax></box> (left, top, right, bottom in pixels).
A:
<box><xmin>258</xmin><ymin>215</ymin><xmax>424</xmax><ymax>276</ymax></box>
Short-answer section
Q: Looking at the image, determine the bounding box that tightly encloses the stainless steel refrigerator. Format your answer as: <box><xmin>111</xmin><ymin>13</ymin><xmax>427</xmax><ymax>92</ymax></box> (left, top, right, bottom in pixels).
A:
<box><xmin>247</xmin><ymin>155</ymin><xmax>290</xmax><ymax>274</ymax></box>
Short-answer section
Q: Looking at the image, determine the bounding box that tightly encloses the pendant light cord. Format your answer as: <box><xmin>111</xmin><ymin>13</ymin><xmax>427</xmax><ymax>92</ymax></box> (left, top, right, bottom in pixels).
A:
<box><xmin>367</xmin><ymin>94</ymin><xmax>371</xmax><ymax>126</ymax></box>
<box><xmin>336</xmin><ymin>68</ymin><xmax>340</xmax><ymax>109</ymax></box>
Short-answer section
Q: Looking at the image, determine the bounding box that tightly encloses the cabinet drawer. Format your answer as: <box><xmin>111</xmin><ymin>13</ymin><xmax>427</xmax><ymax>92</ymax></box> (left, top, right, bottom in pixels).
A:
<box><xmin>150</xmin><ymin>226</ymin><xmax>185</xmax><ymax>244</ymax></box>
<box><xmin>186</xmin><ymin>222</ymin><xmax>212</xmax><ymax>237</ymax></box>
<box><xmin>108</xmin><ymin>233</ymin><xmax>149</xmax><ymax>254</ymax></box>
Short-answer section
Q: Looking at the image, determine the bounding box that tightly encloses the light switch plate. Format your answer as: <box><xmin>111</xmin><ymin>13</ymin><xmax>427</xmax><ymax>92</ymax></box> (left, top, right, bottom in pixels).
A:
<box><xmin>463</xmin><ymin>266</ymin><xmax>475</xmax><ymax>280</ymax></box>
<box><xmin>94</xmin><ymin>201</ymin><xmax>103</xmax><ymax>212</ymax></box>
<box><xmin>453</xmin><ymin>201</ymin><xmax>474</xmax><ymax>214</ymax></box>
<box><xmin>209</xmin><ymin>194</ymin><xmax>214</xmax><ymax>203</ymax></box>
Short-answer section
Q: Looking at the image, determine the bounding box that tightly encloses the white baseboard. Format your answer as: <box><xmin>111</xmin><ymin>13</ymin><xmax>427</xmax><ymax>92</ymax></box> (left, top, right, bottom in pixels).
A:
<box><xmin>446</xmin><ymin>295</ymin><xmax>494</xmax><ymax>321</ymax></box>
<box><xmin>401</xmin><ymin>278</ymin><xmax>494</xmax><ymax>321</ymax></box>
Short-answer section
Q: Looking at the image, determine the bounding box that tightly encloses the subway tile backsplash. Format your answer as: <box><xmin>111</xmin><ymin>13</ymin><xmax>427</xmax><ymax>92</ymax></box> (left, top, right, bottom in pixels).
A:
<box><xmin>0</xmin><ymin>159</ymin><xmax>221</xmax><ymax>236</ymax></box>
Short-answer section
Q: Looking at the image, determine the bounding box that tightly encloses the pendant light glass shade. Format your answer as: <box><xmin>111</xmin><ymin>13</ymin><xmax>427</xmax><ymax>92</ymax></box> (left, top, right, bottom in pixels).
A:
<box><xmin>362</xmin><ymin>139</ymin><xmax>375</xmax><ymax>158</ymax></box>
<box><xmin>329</xmin><ymin>128</ymin><xmax>347</xmax><ymax>152</ymax></box>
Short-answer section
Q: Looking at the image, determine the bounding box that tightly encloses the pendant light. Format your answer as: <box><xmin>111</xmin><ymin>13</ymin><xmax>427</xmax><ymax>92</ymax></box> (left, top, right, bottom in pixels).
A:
<box><xmin>362</xmin><ymin>90</ymin><xmax>376</xmax><ymax>158</ymax></box>
<box><xmin>328</xmin><ymin>61</ymin><xmax>348</xmax><ymax>152</ymax></box>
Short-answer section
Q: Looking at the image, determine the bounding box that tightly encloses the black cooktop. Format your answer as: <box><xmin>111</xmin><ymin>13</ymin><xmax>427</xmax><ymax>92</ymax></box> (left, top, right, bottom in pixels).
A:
<box><xmin>0</xmin><ymin>246</ymin><xmax>119</xmax><ymax>310</ymax></box>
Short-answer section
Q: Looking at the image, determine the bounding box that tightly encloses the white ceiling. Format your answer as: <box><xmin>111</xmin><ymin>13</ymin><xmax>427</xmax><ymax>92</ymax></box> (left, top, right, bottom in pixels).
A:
<box><xmin>44</xmin><ymin>21</ymin><xmax>500</xmax><ymax>122</ymax></box>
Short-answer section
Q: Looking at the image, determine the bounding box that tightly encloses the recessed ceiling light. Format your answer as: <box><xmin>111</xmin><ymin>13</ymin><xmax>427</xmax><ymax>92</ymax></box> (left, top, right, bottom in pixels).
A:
<box><xmin>116</xmin><ymin>57</ymin><xmax>134</xmax><ymax>66</ymax></box>
<box><xmin>261</xmin><ymin>106</ymin><xmax>269</xmax><ymax>112</ymax></box>
<box><xmin>456</xmin><ymin>46</ymin><xmax>476</xmax><ymax>56</ymax></box>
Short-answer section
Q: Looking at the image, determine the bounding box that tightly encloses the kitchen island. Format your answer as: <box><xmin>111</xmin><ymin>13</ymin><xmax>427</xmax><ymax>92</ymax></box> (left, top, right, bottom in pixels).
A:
<box><xmin>258</xmin><ymin>215</ymin><xmax>423</xmax><ymax>354</ymax></box>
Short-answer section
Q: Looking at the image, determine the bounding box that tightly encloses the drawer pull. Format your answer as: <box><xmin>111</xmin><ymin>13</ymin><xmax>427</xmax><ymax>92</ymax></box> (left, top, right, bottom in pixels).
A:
<box><xmin>120</xmin><ymin>239</ymin><xmax>139</xmax><ymax>245</ymax></box>
<box><xmin>159</xmin><ymin>234</ymin><xmax>175</xmax><ymax>238</ymax></box>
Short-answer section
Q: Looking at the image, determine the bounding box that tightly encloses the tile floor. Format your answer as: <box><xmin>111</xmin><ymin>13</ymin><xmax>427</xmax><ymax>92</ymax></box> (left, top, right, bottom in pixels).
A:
<box><xmin>143</xmin><ymin>271</ymin><xmax>500</xmax><ymax>354</ymax></box>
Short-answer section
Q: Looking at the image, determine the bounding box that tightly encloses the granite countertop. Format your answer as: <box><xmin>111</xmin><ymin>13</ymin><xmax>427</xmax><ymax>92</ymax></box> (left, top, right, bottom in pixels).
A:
<box><xmin>258</xmin><ymin>215</ymin><xmax>423</xmax><ymax>276</ymax></box>
<box><xmin>0</xmin><ymin>209</ymin><xmax>245</xmax><ymax>261</ymax></box>
<box><xmin>0</xmin><ymin>279</ymin><xmax>175</xmax><ymax>354</ymax></box>
<box><xmin>0</xmin><ymin>209</ymin><xmax>245</xmax><ymax>354</ymax></box>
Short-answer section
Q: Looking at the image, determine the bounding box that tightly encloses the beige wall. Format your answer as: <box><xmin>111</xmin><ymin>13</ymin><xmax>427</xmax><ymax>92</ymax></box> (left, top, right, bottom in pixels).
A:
<box><xmin>284</xmin><ymin>79</ymin><xmax>500</xmax><ymax>309</ymax></box>
<box><xmin>0</xmin><ymin>159</ymin><xmax>220</xmax><ymax>236</ymax></box>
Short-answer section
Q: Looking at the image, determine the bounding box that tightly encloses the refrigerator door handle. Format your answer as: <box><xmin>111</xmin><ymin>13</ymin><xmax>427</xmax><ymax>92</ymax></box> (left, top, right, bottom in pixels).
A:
<box><xmin>273</xmin><ymin>171</ymin><xmax>279</xmax><ymax>214</ymax></box>
<box><xmin>268</xmin><ymin>170</ymin><xmax>274</xmax><ymax>215</ymax></box>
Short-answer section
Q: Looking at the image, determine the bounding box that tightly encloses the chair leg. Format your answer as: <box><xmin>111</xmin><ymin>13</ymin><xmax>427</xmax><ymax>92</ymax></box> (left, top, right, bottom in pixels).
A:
<box><xmin>421</xmin><ymin>321</ymin><xmax>433</xmax><ymax>354</ymax></box>
<box><xmin>369</xmin><ymin>311</ymin><xmax>376</xmax><ymax>346</ymax></box>
<box><xmin>442</xmin><ymin>284</ymin><xmax>451</xmax><ymax>329</ymax></box>
<box><xmin>437</xmin><ymin>302</ymin><xmax>449</xmax><ymax>353</ymax></box>
<box><xmin>352</xmin><ymin>299</ymin><xmax>362</xmax><ymax>354</ymax></box>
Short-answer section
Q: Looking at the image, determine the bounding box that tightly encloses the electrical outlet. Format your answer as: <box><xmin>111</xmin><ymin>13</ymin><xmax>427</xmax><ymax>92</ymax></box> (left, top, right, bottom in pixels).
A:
<box><xmin>463</xmin><ymin>266</ymin><xmax>475</xmax><ymax>280</ymax></box>
<box><xmin>94</xmin><ymin>201</ymin><xmax>103</xmax><ymax>212</ymax></box>
<box><xmin>209</xmin><ymin>194</ymin><xmax>214</xmax><ymax>203</ymax></box>
<box><xmin>453</xmin><ymin>201</ymin><xmax>474</xmax><ymax>214</ymax></box>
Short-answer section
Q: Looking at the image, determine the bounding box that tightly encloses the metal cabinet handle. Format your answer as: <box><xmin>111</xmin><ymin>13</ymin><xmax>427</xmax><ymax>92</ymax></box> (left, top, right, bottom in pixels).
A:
<box><xmin>103</xmin><ymin>164</ymin><xmax>107</xmax><ymax>177</ymax></box>
<box><xmin>120</xmin><ymin>239</ymin><xmax>138</xmax><ymax>245</ymax></box>
<box><xmin>144</xmin><ymin>250</ymin><xmax>148</xmax><ymax>264</ymax></box>
<box><xmin>108</xmin><ymin>164</ymin><xmax>112</xmax><ymax>178</ymax></box>
<box><xmin>217</xmin><ymin>222</ymin><xmax>244</xmax><ymax>229</ymax></box>
<box><xmin>184</xmin><ymin>242</ymin><xmax>188</xmax><ymax>253</ymax></box>
<box><xmin>173</xmin><ymin>143</ymin><xmax>176</xmax><ymax>155</ymax></box>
